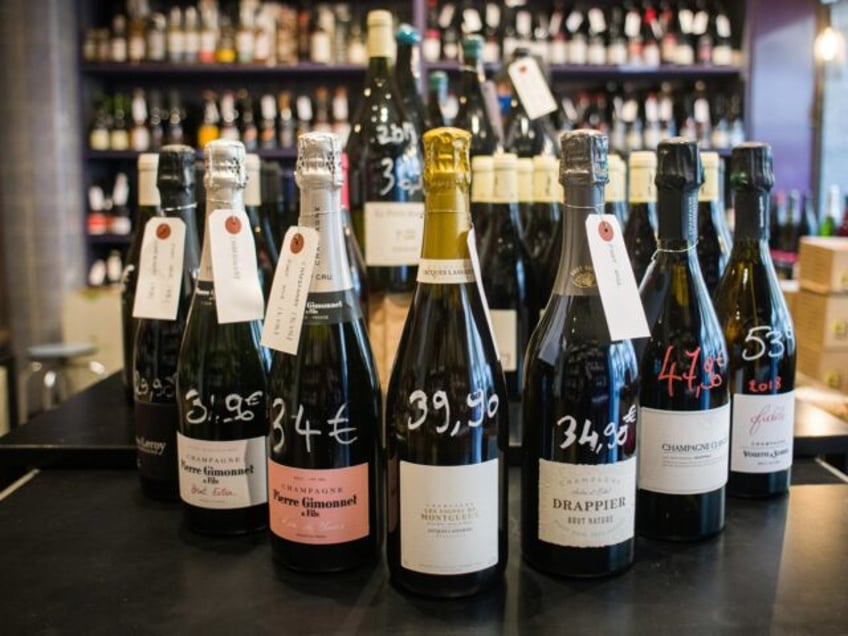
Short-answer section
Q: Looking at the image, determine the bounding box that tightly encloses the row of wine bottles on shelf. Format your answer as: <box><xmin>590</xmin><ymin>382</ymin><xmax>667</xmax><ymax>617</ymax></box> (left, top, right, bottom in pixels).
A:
<box><xmin>82</xmin><ymin>0</ymin><xmax>373</xmax><ymax>66</ymax></box>
<box><xmin>118</xmin><ymin>10</ymin><xmax>792</xmax><ymax>595</ymax></box>
<box><xmin>121</xmin><ymin>128</ymin><xmax>793</xmax><ymax>593</ymax></box>
<box><xmin>424</xmin><ymin>0</ymin><xmax>740</xmax><ymax>67</ymax></box>
<box><xmin>89</xmin><ymin>85</ymin><xmax>353</xmax><ymax>153</ymax></box>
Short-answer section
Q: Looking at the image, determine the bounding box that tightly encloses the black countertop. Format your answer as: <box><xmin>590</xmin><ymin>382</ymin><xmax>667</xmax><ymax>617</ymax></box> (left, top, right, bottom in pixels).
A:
<box><xmin>1</xmin><ymin>468</ymin><xmax>847</xmax><ymax>634</ymax></box>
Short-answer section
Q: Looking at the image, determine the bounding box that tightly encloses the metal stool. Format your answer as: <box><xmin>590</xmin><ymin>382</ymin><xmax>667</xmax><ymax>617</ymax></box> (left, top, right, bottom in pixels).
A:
<box><xmin>23</xmin><ymin>342</ymin><xmax>106</xmax><ymax>418</ymax></box>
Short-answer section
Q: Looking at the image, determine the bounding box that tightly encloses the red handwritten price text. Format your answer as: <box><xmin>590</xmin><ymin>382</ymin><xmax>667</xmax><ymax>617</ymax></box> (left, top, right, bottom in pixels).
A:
<box><xmin>657</xmin><ymin>345</ymin><xmax>725</xmax><ymax>398</ymax></box>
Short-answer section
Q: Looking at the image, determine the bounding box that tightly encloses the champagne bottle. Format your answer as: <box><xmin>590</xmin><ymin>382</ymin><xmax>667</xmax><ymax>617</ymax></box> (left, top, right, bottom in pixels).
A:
<box><xmin>346</xmin><ymin>10</ymin><xmax>425</xmax><ymax>389</ymax></box>
<box><xmin>245</xmin><ymin>154</ymin><xmax>277</xmax><ymax>301</ymax></box>
<box><xmin>624</xmin><ymin>151</ymin><xmax>658</xmax><ymax>284</ymax></box>
<box><xmin>121</xmin><ymin>154</ymin><xmax>160</xmax><ymax>402</ymax></box>
<box><xmin>386</xmin><ymin>127</ymin><xmax>508</xmax><ymax>597</ymax></box>
<box><xmin>470</xmin><ymin>154</ymin><xmax>494</xmax><ymax>249</ymax></box>
<box><xmin>714</xmin><ymin>142</ymin><xmax>796</xmax><ymax>498</ymax></box>
<box><xmin>637</xmin><ymin>138</ymin><xmax>730</xmax><ymax>541</ymax></box>
<box><xmin>523</xmin><ymin>129</ymin><xmax>639</xmax><ymax>577</ymax></box>
<box><xmin>341</xmin><ymin>153</ymin><xmax>369</xmax><ymax>319</ymax></box>
<box><xmin>453</xmin><ymin>35</ymin><xmax>498</xmax><ymax>157</ymax></box>
<box><xmin>696</xmin><ymin>151</ymin><xmax>732</xmax><ymax>295</ymax></box>
<box><xmin>394</xmin><ymin>24</ymin><xmax>427</xmax><ymax>144</ymax></box>
<box><xmin>268</xmin><ymin>132</ymin><xmax>382</xmax><ymax>571</ymax></box>
<box><xmin>480</xmin><ymin>153</ymin><xmax>537</xmax><ymax>445</ymax></box>
<box><xmin>134</xmin><ymin>146</ymin><xmax>200</xmax><ymax>501</ymax></box>
<box><xmin>820</xmin><ymin>185</ymin><xmax>840</xmax><ymax>237</ymax></box>
<box><xmin>176</xmin><ymin>140</ymin><xmax>270</xmax><ymax>535</ymax></box>
<box><xmin>523</xmin><ymin>155</ymin><xmax>562</xmax><ymax>312</ymax></box>
<box><xmin>517</xmin><ymin>157</ymin><xmax>534</xmax><ymax>232</ymax></box>
<box><xmin>605</xmin><ymin>152</ymin><xmax>628</xmax><ymax>225</ymax></box>
<box><xmin>426</xmin><ymin>71</ymin><xmax>447</xmax><ymax>130</ymax></box>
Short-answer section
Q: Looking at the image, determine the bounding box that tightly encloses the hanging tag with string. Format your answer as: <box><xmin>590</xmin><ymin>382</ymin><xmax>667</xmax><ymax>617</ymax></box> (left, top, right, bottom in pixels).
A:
<box><xmin>132</xmin><ymin>213</ymin><xmax>189</xmax><ymax>321</ymax></box>
<box><xmin>208</xmin><ymin>208</ymin><xmax>265</xmax><ymax>324</ymax></box>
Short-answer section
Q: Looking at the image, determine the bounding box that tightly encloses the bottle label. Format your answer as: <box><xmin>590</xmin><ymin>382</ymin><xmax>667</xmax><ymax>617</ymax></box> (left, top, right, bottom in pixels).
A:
<box><xmin>363</xmin><ymin>202</ymin><xmax>425</xmax><ymax>267</ymax></box>
<box><xmin>304</xmin><ymin>290</ymin><xmax>361</xmax><ymax>324</ymax></box>
<box><xmin>262</xmin><ymin>226</ymin><xmax>320</xmax><ymax>355</ymax></box>
<box><xmin>490</xmin><ymin>309</ymin><xmax>517</xmax><ymax>372</ymax></box>
<box><xmin>638</xmin><ymin>404</ymin><xmax>731</xmax><ymax>495</ymax></box>
<box><xmin>538</xmin><ymin>457</ymin><xmax>636</xmax><ymax>549</ymax></box>
<box><xmin>135</xmin><ymin>402</ymin><xmax>179</xmax><ymax>482</ymax></box>
<box><xmin>268</xmin><ymin>461</ymin><xmax>369</xmax><ymax>545</ymax></box>
<box><xmin>507</xmin><ymin>56</ymin><xmax>557</xmax><ymax>121</ymax></box>
<box><xmin>399</xmin><ymin>459</ymin><xmax>499</xmax><ymax>576</ymax></box>
<box><xmin>177</xmin><ymin>433</ymin><xmax>268</xmax><ymax>509</ymax></box>
<box><xmin>208</xmin><ymin>209</ymin><xmax>265</xmax><ymax>324</ymax></box>
<box><xmin>730</xmin><ymin>391</ymin><xmax>795</xmax><ymax>474</ymax></box>
<box><xmin>629</xmin><ymin>166</ymin><xmax>657</xmax><ymax>203</ymax></box>
<box><xmin>416</xmin><ymin>258</ymin><xmax>475</xmax><ymax>284</ymax></box>
<box><xmin>132</xmin><ymin>218</ymin><xmax>186</xmax><ymax>321</ymax></box>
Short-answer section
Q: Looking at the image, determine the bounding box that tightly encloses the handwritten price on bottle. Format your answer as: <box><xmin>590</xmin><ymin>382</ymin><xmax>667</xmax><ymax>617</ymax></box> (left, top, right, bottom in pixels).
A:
<box><xmin>269</xmin><ymin>399</ymin><xmax>357</xmax><ymax>454</ymax></box>
<box><xmin>742</xmin><ymin>326</ymin><xmax>791</xmax><ymax>361</ymax></box>
<box><xmin>406</xmin><ymin>388</ymin><xmax>500</xmax><ymax>437</ymax></box>
<box><xmin>658</xmin><ymin>345</ymin><xmax>725</xmax><ymax>398</ymax></box>
<box><xmin>556</xmin><ymin>405</ymin><xmax>636</xmax><ymax>453</ymax></box>
<box><xmin>183</xmin><ymin>389</ymin><xmax>263</xmax><ymax>425</ymax></box>
<box><xmin>134</xmin><ymin>371</ymin><xmax>176</xmax><ymax>401</ymax></box>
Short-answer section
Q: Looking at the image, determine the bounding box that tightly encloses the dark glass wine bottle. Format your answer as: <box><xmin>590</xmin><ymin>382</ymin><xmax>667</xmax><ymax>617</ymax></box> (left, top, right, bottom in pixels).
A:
<box><xmin>386</xmin><ymin>127</ymin><xmax>508</xmax><ymax>598</ymax></box>
<box><xmin>470</xmin><ymin>154</ymin><xmax>494</xmax><ymax>249</ymax></box>
<box><xmin>394</xmin><ymin>23</ymin><xmax>427</xmax><ymax>145</ymax></box>
<box><xmin>480</xmin><ymin>152</ymin><xmax>536</xmax><ymax>446</ymax></box>
<box><xmin>624</xmin><ymin>150</ymin><xmax>658</xmax><ymax>284</ymax></box>
<box><xmin>134</xmin><ymin>146</ymin><xmax>200</xmax><ymax>501</ymax></box>
<box><xmin>605</xmin><ymin>153</ymin><xmax>628</xmax><ymax>225</ymax></box>
<box><xmin>426</xmin><ymin>70</ymin><xmax>447</xmax><ymax>130</ymax></box>
<box><xmin>522</xmin><ymin>154</ymin><xmax>562</xmax><ymax>312</ymax></box>
<box><xmin>176</xmin><ymin>139</ymin><xmax>270</xmax><ymax>535</ymax></box>
<box><xmin>245</xmin><ymin>154</ymin><xmax>278</xmax><ymax>302</ymax></box>
<box><xmin>453</xmin><ymin>35</ymin><xmax>498</xmax><ymax>157</ymax></box>
<box><xmin>523</xmin><ymin>129</ymin><xmax>639</xmax><ymax>578</ymax></box>
<box><xmin>121</xmin><ymin>153</ymin><xmax>160</xmax><ymax>402</ymax></box>
<box><xmin>714</xmin><ymin>142</ymin><xmax>796</xmax><ymax>498</ymax></box>
<box><xmin>517</xmin><ymin>157</ymin><xmax>534</xmax><ymax>232</ymax></box>
<box><xmin>346</xmin><ymin>9</ymin><xmax>425</xmax><ymax>389</ymax></box>
<box><xmin>341</xmin><ymin>152</ymin><xmax>369</xmax><ymax>319</ymax></box>
<box><xmin>637</xmin><ymin>137</ymin><xmax>730</xmax><ymax>541</ymax></box>
<box><xmin>268</xmin><ymin>132</ymin><xmax>382</xmax><ymax>572</ymax></box>
<box><xmin>696</xmin><ymin>151</ymin><xmax>732</xmax><ymax>295</ymax></box>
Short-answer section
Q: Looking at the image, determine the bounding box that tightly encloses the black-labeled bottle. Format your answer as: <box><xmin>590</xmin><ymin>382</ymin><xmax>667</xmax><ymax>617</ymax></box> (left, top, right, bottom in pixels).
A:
<box><xmin>134</xmin><ymin>146</ymin><xmax>200</xmax><ymax>501</ymax></box>
<box><xmin>121</xmin><ymin>153</ymin><xmax>160</xmax><ymax>402</ymax></box>
<box><xmin>346</xmin><ymin>9</ymin><xmax>425</xmax><ymax>389</ymax></box>
<box><xmin>637</xmin><ymin>138</ymin><xmax>730</xmax><ymax>541</ymax></box>
<box><xmin>714</xmin><ymin>143</ymin><xmax>796</xmax><ymax>498</ymax></box>
<box><xmin>523</xmin><ymin>155</ymin><xmax>562</xmax><ymax>312</ymax></box>
<box><xmin>386</xmin><ymin>127</ymin><xmax>508</xmax><ymax>598</ymax></box>
<box><xmin>268</xmin><ymin>132</ymin><xmax>382</xmax><ymax>571</ymax></box>
<box><xmin>697</xmin><ymin>151</ymin><xmax>732</xmax><ymax>295</ymax></box>
<box><xmin>176</xmin><ymin>139</ymin><xmax>270</xmax><ymax>535</ymax></box>
<box><xmin>605</xmin><ymin>153</ymin><xmax>628</xmax><ymax>225</ymax></box>
<box><xmin>624</xmin><ymin>150</ymin><xmax>658</xmax><ymax>284</ymax></box>
<box><xmin>480</xmin><ymin>153</ymin><xmax>536</xmax><ymax>446</ymax></box>
<box><xmin>453</xmin><ymin>35</ymin><xmax>498</xmax><ymax>157</ymax></box>
<box><xmin>245</xmin><ymin>154</ymin><xmax>277</xmax><ymax>301</ymax></box>
<box><xmin>523</xmin><ymin>130</ymin><xmax>639</xmax><ymax>578</ymax></box>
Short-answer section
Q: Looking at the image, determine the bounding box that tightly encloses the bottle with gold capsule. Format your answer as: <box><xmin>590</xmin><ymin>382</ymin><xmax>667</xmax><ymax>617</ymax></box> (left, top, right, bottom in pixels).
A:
<box><xmin>386</xmin><ymin>127</ymin><xmax>508</xmax><ymax>598</ymax></box>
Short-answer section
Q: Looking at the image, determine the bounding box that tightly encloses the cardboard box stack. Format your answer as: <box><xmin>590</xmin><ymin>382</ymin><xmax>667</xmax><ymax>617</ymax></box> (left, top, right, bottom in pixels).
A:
<box><xmin>796</xmin><ymin>237</ymin><xmax>848</xmax><ymax>389</ymax></box>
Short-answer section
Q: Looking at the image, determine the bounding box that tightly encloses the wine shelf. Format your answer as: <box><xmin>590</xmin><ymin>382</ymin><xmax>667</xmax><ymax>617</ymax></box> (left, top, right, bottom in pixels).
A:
<box><xmin>80</xmin><ymin>62</ymin><xmax>368</xmax><ymax>77</ymax></box>
<box><xmin>424</xmin><ymin>60</ymin><xmax>744</xmax><ymax>79</ymax></box>
<box><xmin>84</xmin><ymin>149</ymin><xmax>298</xmax><ymax>161</ymax></box>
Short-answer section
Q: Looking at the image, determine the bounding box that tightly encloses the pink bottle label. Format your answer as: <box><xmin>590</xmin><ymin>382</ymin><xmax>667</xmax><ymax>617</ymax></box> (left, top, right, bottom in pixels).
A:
<box><xmin>268</xmin><ymin>461</ymin><xmax>369</xmax><ymax>545</ymax></box>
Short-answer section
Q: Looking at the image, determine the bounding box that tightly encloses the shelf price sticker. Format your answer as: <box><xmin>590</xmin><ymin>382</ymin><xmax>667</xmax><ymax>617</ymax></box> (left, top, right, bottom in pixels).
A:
<box><xmin>585</xmin><ymin>214</ymin><xmax>650</xmax><ymax>341</ymax></box>
<box><xmin>132</xmin><ymin>217</ymin><xmax>186</xmax><ymax>321</ymax></box>
<box><xmin>507</xmin><ymin>56</ymin><xmax>557</xmax><ymax>121</ymax></box>
<box><xmin>262</xmin><ymin>226</ymin><xmax>319</xmax><ymax>355</ymax></box>
<box><xmin>208</xmin><ymin>209</ymin><xmax>265</xmax><ymax>324</ymax></box>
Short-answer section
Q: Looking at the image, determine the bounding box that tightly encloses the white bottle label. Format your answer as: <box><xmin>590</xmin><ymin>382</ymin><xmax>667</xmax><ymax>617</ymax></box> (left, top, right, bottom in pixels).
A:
<box><xmin>638</xmin><ymin>404</ymin><xmax>731</xmax><ymax>494</ymax></box>
<box><xmin>132</xmin><ymin>218</ymin><xmax>186</xmax><ymax>321</ymax></box>
<box><xmin>399</xmin><ymin>459</ymin><xmax>499</xmax><ymax>576</ymax></box>
<box><xmin>208</xmin><ymin>209</ymin><xmax>265</xmax><ymax>324</ymax></box>
<box><xmin>507</xmin><ymin>56</ymin><xmax>558</xmax><ymax>121</ymax></box>
<box><xmin>177</xmin><ymin>433</ymin><xmax>268</xmax><ymax>509</ymax></box>
<box><xmin>416</xmin><ymin>259</ymin><xmax>475</xmax><ymax>285</ymax></box>
<box><xmin>363</xmin><ymin>201</ymin><xmax>425</xmax><ymax>267</ymax></box>
<box><xmin>730</xmin><ymin>391</ymin><xmax>795</xmax><ymax>474</ymax></box>
<box><xmin>538</xmin><ymin>457</ymin><xmax>636</xmax><ymax>549</ymax></box>
<box><xmin>490</xmin><ymin>309</ymin><xmax>517</xmax><ymax>372</ymax></box>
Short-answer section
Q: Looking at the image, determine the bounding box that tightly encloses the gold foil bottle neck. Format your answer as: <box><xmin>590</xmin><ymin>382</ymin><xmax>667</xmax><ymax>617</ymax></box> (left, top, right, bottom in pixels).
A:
<box><xmin>423</xmin><ymin>127</ymin><xmax>472</xmax><ymax>193</ymax></box>
<box><xmin>296</xmin><ymin>131</ymin><xmax>343</xmax><ymax>189</ymax></box>
<box><xmin>204</xmin><ymin>139</ymin><xmax>247</xmax><ymax>190</ymax></box>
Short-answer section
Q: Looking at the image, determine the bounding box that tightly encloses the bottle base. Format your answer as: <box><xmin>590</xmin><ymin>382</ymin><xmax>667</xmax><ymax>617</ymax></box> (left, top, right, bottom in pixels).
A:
<box><xmin>182</xmin><ymin>502</ymin><xmax>268</xmax><ymax>536</ymax></box>
<box><xmin>388</xmin><ymin>561</ymin><xmax>505</xmax><ymax>599</ymax></box>
<box><xmin>727</xmin><ymin>470</ymin><xmax>790</xmax><ymax>499</ymax></box>
<box><xmin>270</xmin><ymin>534</ymin><xmax>380</xmax><ymax>574</ymax></box>
<box><xmin>522</xmin><ymin>541</ymin><xmax>634</xmax><ymax>579</ymax></box>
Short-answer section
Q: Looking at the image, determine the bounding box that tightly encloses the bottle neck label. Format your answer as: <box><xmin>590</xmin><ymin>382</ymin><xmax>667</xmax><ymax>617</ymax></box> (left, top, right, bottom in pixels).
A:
<box><xmin>629</xmin><ymin>165</ymin><xmax>657</xmax><ymax>204</ymax></box>
<box><xmin>417</xmin><ymin>258</ymin><xmax>475</xmax><ymax>284</ymax></box>
<box><xmin>139</xmin><ymin>169</ymin><xmax>161</xmax><ymax>207</ymax></box>
<box><xmin>471</xmin><ymin>171</ymin><xmax>494</xmax><ymax>203</ymax></box>
<box><xmin>699</xmin><ymin>163</ymin><xmax>720</xmax><ymax>203</ymax></box>
<box><xmin>606</xmin><ymin>166</ymin><xmax>626</xmax><ymax>203</ymax></box>
<box><xmin>493</xmin><ymin>170</ymin><xmax>518</xmax><ymax>203</ymax></box>
<box><xmin>533</xmin><ymin>169</ymin><xmax>559</xmax><ymax>203</ymax></box>
<box><xmin>733</xmin><ymin>191</ymin><xmax>769</xmax><ymax>240</ymax></box>
<box><xmin>300</xmin><ymin>188</ymin><xmax>353</xmax><ymax>294</ymax></box>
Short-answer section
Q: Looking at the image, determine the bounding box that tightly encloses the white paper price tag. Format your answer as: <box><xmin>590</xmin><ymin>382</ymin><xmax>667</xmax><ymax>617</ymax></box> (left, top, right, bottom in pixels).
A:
<box><xmin>507</xmin><ymin>57</ymin><xmax>557</xmax><ymax>121</ymax></box>
<box><xmin>132</xmin><ymin>218</ymin><xmax>186</xmax><ymax>321</ymax></box>
<box><xmin>261</xmin><ymin>226</ymin><xmax>319</xmax><ymax>355</ymax></box>
<box><xmin>467</xmin><ymin>228</ymin><xmax>499</xmax><ymax>361</ymax></box>
<box><xmin>585</xmin><ymin>215</ymin><xmax>650</xmax><ymax>341</ymax></box>
<box><xmin>208</xmin><ymin>209</ymin><xmax>265</xmax><ymax>324</ymax></box>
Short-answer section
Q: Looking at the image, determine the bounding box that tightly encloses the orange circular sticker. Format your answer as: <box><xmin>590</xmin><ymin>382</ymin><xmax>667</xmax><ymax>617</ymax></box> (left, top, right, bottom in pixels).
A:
<box><xmin>225</xmin><ymin>216</ymin><xmax>242</xmax><ymax>234</ymax></box>
<box><xmin>290</xmin><ymin>233</ymin><xmax>305</xmax><ymax>254</ymax></box>
<box><xmin>598</xmin><ymin>220</ymin><xmax>614</xmax><ymax>242</ymax></box>
<box><xmin>156</xmin><ymin>223</ymin><xmax>171</xmax><ymax>240</ymax></box>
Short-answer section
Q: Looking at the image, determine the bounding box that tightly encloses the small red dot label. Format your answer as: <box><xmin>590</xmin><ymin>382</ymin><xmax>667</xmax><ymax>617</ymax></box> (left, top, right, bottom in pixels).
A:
<box><xmin>156</xmin><ymin>224</ymin><xmax>171</xmax><ymax>240</ymax></box>
<box><xmin>598</xmin><ymin>220</ymin><xmax>614</xmax><ymax>242</ymax></box>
